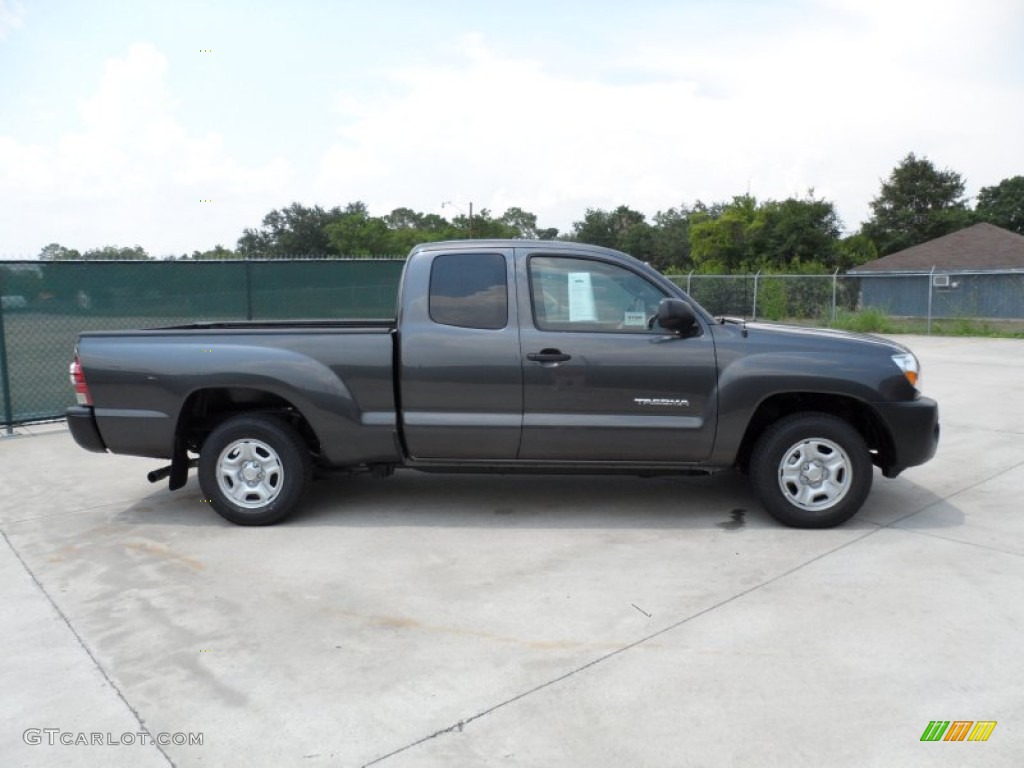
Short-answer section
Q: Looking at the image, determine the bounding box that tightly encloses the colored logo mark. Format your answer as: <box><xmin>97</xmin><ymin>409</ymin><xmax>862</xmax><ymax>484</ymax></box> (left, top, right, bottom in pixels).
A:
<box><xmin>920</xmin><ymin>720</ymin><xmax>997</xmax><ymax>742</ymax></box>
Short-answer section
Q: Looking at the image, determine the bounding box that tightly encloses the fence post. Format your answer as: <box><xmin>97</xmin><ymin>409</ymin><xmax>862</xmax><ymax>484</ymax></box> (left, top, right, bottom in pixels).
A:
<box><xmin>831</xmin><ymin>269</ymin><xmax>839</xmax><ymax>325</ymax></box>
<box><xmin>927</xmin><ymin>266</ymin><xmax>934</xmax><ymax>334</ymax></box>
<box><xmin>752</xmin><ymin>270</ymin><xmax>761</xmax><ymax>320</ymax></box>
<box><xmin>0</xmin><ymin>293</ymin><xmax>13</xmax><ymax>435</ymax></box>
<box><xmin>686</xmin><ymin>270</ymin><xmax>693</xmax><ymax>295</ymax></box>
<box><xmin>245</xmin><ymin>261</ymin><xmax>254</xmax><ymax>321</ymax></box>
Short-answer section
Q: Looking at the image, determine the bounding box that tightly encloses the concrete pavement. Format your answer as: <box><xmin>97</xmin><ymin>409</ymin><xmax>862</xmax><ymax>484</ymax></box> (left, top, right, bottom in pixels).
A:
<box><xmin>1</xmin><ymin>335</ymin><xmax>1021</xmax><ymax>766</ymax></box>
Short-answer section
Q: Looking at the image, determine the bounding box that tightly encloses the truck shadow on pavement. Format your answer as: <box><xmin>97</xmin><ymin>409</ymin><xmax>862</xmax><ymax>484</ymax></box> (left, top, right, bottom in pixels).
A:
<box><xmin>117</xmin><ymin>468</ymin><xmax>960</xmax><ymax>532</ymax></box>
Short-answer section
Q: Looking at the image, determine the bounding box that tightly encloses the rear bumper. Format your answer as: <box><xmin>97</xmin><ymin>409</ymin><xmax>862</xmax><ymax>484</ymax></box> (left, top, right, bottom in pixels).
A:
<box><xmin>66</xmin><ymin>406</ymin><xmax>108</xmax><ymax>453</ymax></box>
<box><xmin>873</xmin><ymin>397</ymin><xmax>939</xmax><ymax>477</ymax></box>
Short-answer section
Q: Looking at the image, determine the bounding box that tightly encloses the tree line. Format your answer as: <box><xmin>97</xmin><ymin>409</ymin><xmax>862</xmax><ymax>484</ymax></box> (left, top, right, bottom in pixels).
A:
<box><xmin>36</xmin><ymin>154</ymin><xmax>1024</xmax><ymax>274</ymax></box>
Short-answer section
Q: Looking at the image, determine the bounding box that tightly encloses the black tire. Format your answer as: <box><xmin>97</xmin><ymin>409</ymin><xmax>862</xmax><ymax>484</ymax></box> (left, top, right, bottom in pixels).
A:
<box><xmin>198</xmin><ymin>414</ymin><xmax>312</xmax><ymax>526</ymax></box>
<box><xmin>750</xmin><ymin>412</ymin><xmax>872</xmax><ymax>528</ymax></box>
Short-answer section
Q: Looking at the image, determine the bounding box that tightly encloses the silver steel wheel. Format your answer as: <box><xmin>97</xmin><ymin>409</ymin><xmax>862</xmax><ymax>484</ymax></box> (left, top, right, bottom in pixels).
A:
<box><xmin>216</xmin><ymin>438</ymin><xmax>284</xmax><ymax>509</ymax></box>
<box><xmin>777</xmin><ymin>437</ymin><xmax>852</xmax><ymax>511</ymax></box>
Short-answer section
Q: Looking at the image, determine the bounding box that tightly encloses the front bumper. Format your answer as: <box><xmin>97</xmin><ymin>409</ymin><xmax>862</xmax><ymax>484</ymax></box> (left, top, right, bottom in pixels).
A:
<box><xmin>66</xmin><ymin>405</ymin><xmax>107</xmax><ymax>453</ymax></box>
<box><xmin>873</xmin><ymin>397</ymin><xmax>939</xmax><ymax>477</ymax></box>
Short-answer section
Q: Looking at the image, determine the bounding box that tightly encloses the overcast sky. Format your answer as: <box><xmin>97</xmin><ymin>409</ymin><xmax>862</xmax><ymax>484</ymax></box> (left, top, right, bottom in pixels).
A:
<box><xmin>1</xmin><ymin>0</ymin><xmax>1021</xmax><ymax>258</ymax></box>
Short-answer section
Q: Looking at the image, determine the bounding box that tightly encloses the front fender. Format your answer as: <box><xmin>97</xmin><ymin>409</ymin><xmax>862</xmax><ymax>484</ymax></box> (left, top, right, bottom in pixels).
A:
<box><xmin>708</xmin><ymin>345</ymin><xmax>905</xmax><ymax>466</ymax></box>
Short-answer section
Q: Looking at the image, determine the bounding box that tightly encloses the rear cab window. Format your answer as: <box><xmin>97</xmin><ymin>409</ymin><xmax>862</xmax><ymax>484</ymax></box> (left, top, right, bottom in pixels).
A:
<box><xmin>429</xmin><ymin>253</ymin><xmax>508</xmax><ymax>330</ymax></box>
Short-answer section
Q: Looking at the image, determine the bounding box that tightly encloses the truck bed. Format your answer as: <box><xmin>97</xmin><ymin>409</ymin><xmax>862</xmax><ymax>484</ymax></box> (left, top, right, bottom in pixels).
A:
<box><xmin>74</xmin><ymin>322</ymin><xmax>400</xmax><ymax>466</ymax></box>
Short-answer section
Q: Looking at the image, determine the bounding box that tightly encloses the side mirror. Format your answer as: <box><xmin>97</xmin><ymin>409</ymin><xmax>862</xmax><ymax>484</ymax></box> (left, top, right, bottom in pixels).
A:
<box><xmin>657</xmin><ymin>298</ymin><xmax>697</xmax><ymax>334</ymax></box>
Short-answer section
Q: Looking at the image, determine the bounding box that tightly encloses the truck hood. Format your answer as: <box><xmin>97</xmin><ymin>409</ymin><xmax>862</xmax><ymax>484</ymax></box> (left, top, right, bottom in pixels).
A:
<box><xmin>717</xmin><ymin>318</ymin><xmax>910</xmax><ymax>354</ymax></box>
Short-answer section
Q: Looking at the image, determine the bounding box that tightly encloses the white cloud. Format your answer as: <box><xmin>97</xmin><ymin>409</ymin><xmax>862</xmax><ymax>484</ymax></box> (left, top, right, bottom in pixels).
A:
<box><xmin>316</xmin><ymin>5</ymin><xmax>1024</xmax><ymax>235</ymax></box>
<box><xmin>0</xmin><ymin>43</ymin><xmax>292</xmax><ymax>256</ymax></box>
<box><xmin>316</xmin><ymin>35</ymin><xmax>729</xmax><ymax>230</ymax></box>
<box><xmin>3</xmin><ymin>2</ymin><xmax>1021</xmax><ymax>256</ymax></box>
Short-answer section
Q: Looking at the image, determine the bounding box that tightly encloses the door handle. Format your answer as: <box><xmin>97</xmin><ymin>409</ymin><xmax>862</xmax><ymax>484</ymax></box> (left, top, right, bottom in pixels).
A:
<box><xmin>527</xmin><ymin>349</ymin><xmax>571</xmax><ymax>363</ymax></box>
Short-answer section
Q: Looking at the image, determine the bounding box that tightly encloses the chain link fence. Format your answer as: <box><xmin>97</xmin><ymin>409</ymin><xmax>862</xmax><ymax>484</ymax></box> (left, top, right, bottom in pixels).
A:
<box><xmin>669</xmin><ymin>270</ymin><xmax>1024</xmax><ymax>325</ymax></box>
<box><xmin>0</xmin><ymin>259</ymin><xmax>404</xmax><ymax>428</ymax></box>
<box><xmin>2</xmin><ymin>260</ymin><xmax>1022</xmax><ymax>428</ymax></box>
<box><xmin>670</xmin><ymin>273</ymin><xmax>857</xmax><ymax>322</ymax></box>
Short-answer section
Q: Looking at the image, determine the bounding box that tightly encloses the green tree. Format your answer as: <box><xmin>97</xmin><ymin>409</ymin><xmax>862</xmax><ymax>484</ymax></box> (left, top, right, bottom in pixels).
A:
<box><xmin>571</xmin><ymin>208</ymin><xmax>616</xmax><ymax>248</ymax></box>
<box><xmin>747</xmin><ymin>193</ymin><xmax>842</xmax><ymax>270</ymax></box>
<box><xmin>384</xmin><ymin>207</ymin><xmax>426</xmax><ymax>231</ymax></box>
<box><xmin>686</xmin><ymin>194</ymin><xmax>843</xmax><ymax>273</ymax></box>
<box><xmin>975</xmin><ymin>176</ymin><xmax>1024</xmax><ymax>235</ymax></box>
<box><xmin>379</xmin><ymin>208</ymin><xmax>458</xmax><ymax>252</ymax></box>
<box><xmin>81</xmin><ymin>245</ymin><xmax>150</xmax><ymax>260</ymax></box>
<box><xmin>38</xmin><ymin>243</ymin><xmax>82</xmax><ymax>260</ymax></box>
<box><xmin>618</xmin><ymin>220</ymin><xmax>657</xmax><ymax>264</ymax></box>
<box><xmin>571</xmin><ymin>206</ymin><xmax>647</xmax><ymax>249</ymax></box>
<box><xmin>861</xmin><ymin>153</ymin><xmax>972</xmax><ymax>255</ymax></box>
<box><xmin>420</xmin><ymin>213</ymin><xmax>450</xmax><ymax>232</ymax></box>
<box><xmin>496</xmin><ymin>207</ymin><xmax>557</xmax><ymax>239</ymax></box>
<box><xmin>188</xmin><ymin>245</ymin><xmax>238</xmax><ymax>260</ymax></box>
<box><xmin>835</xmin><ymin>234</ymin><xmax>877</xmax><ymax>270</ymax></box>
<box><xmin>236</xmin><ymin>201</ymin><xmax>560</xmax><ymax>258</ymax></box>
<box><xmin>443</xmin><ymin>208</ymin><xmax>512</xmax><ymax>239</ymax></box>
<box><xmin>324</xmin><ymin>207</ymin><xmax>398</xmax><ymax>255</ymax></box>
<box><xmin>569</xmin><ymin>205</ymin><xmax>659</xmax><ymax>264</ymax></box>
<box><xmin>650</xmin><ymin>201</ymin><xmax>729</xmax><ymax>273</ymax></box>
<box><xmin>650</xmin><ymin>207</ymin><xmax>693</xmax><ymax>273</ymax></box>
<box><xmin>237</xmin><ymin>202</ymin><xmax>345</xmax><ymax>257</ymax></box>
<box><xmin>497</xmin><ymin>207</ymin><xmax>536</xmax><ymax>238</ymax></box>
<box><xmin>689</xmin><ymin>195</ymin><xmax>759</xmax><ymax>272</ymax></box>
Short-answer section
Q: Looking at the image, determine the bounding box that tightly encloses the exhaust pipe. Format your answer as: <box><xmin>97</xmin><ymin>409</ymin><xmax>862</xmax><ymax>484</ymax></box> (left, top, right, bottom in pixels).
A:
<box><xmin>147</xmin><ymin>458</ymin><xmax>197</xmax><ymax>484</ymax></box>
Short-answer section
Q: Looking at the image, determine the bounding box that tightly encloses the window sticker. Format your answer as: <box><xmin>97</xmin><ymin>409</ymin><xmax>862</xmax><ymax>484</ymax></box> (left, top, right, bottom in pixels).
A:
<box><xmin>623</xmin><ymin>311</ymin><xmax>647</xmax><ymax>327</ymax></box>
<box><xmin>567</xmin><ymin>272</ymin><xmax>597</xmax><ymax>322</ymax></box>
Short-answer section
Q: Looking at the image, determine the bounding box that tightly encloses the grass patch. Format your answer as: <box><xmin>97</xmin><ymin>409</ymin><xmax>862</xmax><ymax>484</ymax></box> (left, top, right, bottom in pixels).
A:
<box><xmin>831</xmin><ymin>308</ymin><xmax>895</xmax><ymax>334</ymax></box>
<box><xmin>829</xmin><ymin>309</ymin><xmax>1024</xmax><ymax>338</ymax></box>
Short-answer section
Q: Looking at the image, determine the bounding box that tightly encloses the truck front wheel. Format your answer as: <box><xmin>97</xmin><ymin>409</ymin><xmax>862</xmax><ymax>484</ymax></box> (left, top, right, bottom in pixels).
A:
<box><xmin>750</xmin><ymin>413</ymin><xmax>872</xmax><ymax>528</ymax></box>
<box><xmin>198</xmin><ymin>414</ymin><xmax>312</xmax><ymax>526</ymax></box>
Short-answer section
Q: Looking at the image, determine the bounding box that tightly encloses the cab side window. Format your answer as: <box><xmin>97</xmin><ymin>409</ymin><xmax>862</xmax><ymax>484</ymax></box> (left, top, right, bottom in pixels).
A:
<box><xmin>529</xmin><ymin>256</ymin><xmax>666</xmax><ymax>333</ymax></box>
<box><xmin>429</xmin><ymin>253</ymin><xmax>508</xmax><ymax>330</ymax></box>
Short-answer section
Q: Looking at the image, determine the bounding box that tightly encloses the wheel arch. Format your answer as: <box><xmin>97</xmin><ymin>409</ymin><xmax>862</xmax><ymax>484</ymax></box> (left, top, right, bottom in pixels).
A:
<box><xmin>175</xmin><ymin>386</ymin><xmax>322</xmax><ymax>458</ymax></box>
<box><xmin>734</xmin><ymin>392</ymin><xmax>896</xmax><ymax>474</ymax></box>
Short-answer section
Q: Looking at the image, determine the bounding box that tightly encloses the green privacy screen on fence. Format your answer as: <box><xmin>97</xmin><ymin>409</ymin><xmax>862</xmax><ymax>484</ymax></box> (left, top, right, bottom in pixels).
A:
<box><xmin>0</xmin><ymin>259</ymin><xmax>405</xmax><ymax>426</ymax></box>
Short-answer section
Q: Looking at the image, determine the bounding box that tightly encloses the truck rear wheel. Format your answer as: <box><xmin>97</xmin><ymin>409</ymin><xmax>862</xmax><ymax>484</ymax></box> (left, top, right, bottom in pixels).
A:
<box><xmin>750</xmin><ymin>412</ymin><xmax>872</xmax><ymax>528</ymax></box>
<box><xmin>198</xmin><ymin>414</ymin><xmax>311</xmax><ymax>526</ymax></box>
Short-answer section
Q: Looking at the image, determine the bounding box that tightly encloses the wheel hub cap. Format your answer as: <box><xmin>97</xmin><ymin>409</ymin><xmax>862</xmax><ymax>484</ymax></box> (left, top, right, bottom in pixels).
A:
<box><xmin>778</xmin><ymin>438</ymin><xmax>852</xmax><ymax>512</ymax></box>
<box><xmin>800</xmin><ymin>461</ymin><xmax>827</xmax><ymax>486</ymax></box>
<box><xmin>216</xmin><ymin>438</ymin><xmax>284</xmax><ymax>509</ymax></box>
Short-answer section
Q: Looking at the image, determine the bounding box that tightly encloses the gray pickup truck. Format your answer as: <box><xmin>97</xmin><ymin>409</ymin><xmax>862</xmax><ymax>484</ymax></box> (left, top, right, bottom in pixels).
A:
<box><xmin>67</xmin><ymin>239</ymin><xmax>939</xmax><ymax>528</ymax></box>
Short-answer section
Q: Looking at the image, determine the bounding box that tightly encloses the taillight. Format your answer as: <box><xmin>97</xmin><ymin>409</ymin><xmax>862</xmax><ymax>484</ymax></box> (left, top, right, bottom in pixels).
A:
<box><xmin>69</xmin><ymin>353</ymin><xmax>93</xmax><ymax>405</ymax></box>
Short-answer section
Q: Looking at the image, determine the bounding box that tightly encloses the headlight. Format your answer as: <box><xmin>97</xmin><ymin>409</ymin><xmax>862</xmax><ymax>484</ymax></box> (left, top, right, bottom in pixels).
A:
<box><xmin>892</xmin><ymin>352</ymin><xmax>920</xmax><ymax>389</ymax></box>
